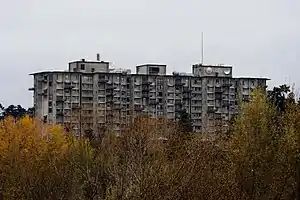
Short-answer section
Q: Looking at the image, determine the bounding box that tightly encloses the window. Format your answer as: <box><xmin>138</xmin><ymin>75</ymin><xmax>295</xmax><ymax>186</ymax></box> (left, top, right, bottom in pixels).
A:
<box><xmin>48</xmin><ymin>108</ymin><xmax>53</xmax><ymax>113</ymax></box>
<box><xmin>216</xmin><ymin>79</ymin><xmax>219</xmax><ymax>84</ymax></box>
<box><xmin>149</xmin><ymin>67</ymin><xmax>159</xmax><ymax>74</ymax></box>
<box><xmin>81</xmin><ymin>64</ymin><xmax>85</xmax><ymax>70</ymax></box>
<box><xmin>91</xmin><ymin>68</ymin><xmax>95</xmax><ymax>72</ymax></box>
<box><xmin>168</xmin><ymin>99</ymin><xmax>174</xmax><ymax>104</ymax></box>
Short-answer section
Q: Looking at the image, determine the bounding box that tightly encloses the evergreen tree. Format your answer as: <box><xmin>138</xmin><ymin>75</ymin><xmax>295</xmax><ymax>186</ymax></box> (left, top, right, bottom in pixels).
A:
<box><xmin>178</xmin><ymin>108</ymin><xmax>193</xmax><ymax>133</ymax></box>
<box><xmin>267</xmin><ymin>84</ymin><xmax>291</xmax><ymax>112</ymax></box>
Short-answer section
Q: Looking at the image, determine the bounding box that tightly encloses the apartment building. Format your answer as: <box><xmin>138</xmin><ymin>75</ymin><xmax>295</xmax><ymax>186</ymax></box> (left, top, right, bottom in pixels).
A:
<box><xmin>29</xmin><ymin>57</ymin><xmax>269</xmax><ymax>136</ymax></box>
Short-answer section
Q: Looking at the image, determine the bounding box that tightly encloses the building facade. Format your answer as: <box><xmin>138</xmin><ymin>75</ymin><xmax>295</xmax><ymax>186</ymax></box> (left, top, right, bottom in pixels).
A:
<box><xmin>29</xmin><ymin>58</ymin><xmax>269</xmax><ymax>136</ymax></box>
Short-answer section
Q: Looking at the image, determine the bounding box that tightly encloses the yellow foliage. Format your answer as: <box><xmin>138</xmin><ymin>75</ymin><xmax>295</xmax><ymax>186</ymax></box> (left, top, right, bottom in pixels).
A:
<box><xmin>0</xmin><ymin>115</ymin><xmax>79</xmax><ymax>199</ymax></box>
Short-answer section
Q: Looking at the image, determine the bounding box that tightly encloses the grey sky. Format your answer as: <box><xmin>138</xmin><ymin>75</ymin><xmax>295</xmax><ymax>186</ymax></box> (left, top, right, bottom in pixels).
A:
<box><xmin>0</xmin><ymin>0</ymin><xmax>299</xmax><ymax>108</ymax></box>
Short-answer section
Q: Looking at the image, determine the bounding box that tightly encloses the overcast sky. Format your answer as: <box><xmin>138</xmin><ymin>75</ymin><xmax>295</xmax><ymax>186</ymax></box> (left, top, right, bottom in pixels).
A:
<box><xmin>0</xmin><ymin>0</ymin><xmax>299</xmax><ymax>108</ymax></box>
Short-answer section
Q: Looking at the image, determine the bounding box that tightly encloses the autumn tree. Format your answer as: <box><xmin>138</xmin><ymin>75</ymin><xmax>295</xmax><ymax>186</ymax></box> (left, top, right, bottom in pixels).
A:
<box><xmin>0</xmin><ymin>116</ymin><xmax>82</xmax><ymax>199</ymax></box>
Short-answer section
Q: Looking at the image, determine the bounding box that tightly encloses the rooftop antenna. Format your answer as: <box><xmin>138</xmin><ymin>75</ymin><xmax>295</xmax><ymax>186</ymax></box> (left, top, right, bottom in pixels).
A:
<box><xmin>201</xmin><ymin>32</ymin><xmax>204</xmax><ymax>64</ymax></box>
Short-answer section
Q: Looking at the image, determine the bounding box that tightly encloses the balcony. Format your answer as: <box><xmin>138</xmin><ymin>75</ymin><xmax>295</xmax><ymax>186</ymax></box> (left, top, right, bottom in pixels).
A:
<box><xmin>64</xmin><ymin>84</ymin><xmax>74</xmax><ymax>90</ymax></box>
<box><xmin>215</xmin><ymin>114</ymin><xmax>222</xmax><ymax>120</ymax></box>
<box><xmin>215</xmin><ymin>88</ymin><xmax>222</xmax><ymax>94</ymax></box>
<box><xmin>222</xmin><ymin>102</ymin><xmax>230</xmax><ymax>108</ymax></box>
<box><xmin>183</xmin><ymin>94</ymin><xmax>191</xmax><ymax>99</ymax></box>
<box><xmin>222</xmin><ymin>95</ymin><xmax>229</xmax><ymax>101</ymax></box>
<box><xmin>192</xmin><ymin>114</ymin><xmax>201</xmax><ymax>120</ymax></box>
<box><xmin>215</xmin><ymin>94</ymin><xmax>222</xmax><ymax>100</ymax></box>
<box><xmin>175</xmin><ymin>82</ymin><xmax>184</xmax><ymax>86</ymax></box>
<box><xmin>191</xmin><ymin>109</ymin><xmax>202</xmax><ymax>114</ymax></box>
<box><xmin>149</xmin><ymin>100</ymin><xmax>158</xmax><ymax>105</ymax></box>
<box><xmin>43</xmin><ymin>89</ymin><xmax>48</xmax><ymax>96</ymax></box>
<box><xmin>56</xmin><ymin>96</ymin><xmax>64</xmax><ymax>102</ymax></box>
<box><xmin>207</xmin><ymin>107</ymin><xmax>215</xmax><ymax>113</ymax></box>
<box><xmin>71</xmin><ymin>104</ymin><xmax>80</xmax><ymax>109</ymax></box>
<box><xmin>56</xmin><ymin>111</ymin><xmax>64</xmax><ymax>116</ymax></box>
<box><xmin>142</xmin><ymin>92</ymin><xmax>149</xmax><ymax>98</ymax></box>
<box><xmin>222</xmin><ymin>83</ymin><xmax>232</xmax><ymax>88</ymax></box>
<box><xmin>134</xmin><ymin>105</ymin><xmax>144</xmax><ymax>111</ymax></box>
<box><xmin>142</xmin><ymin>86</ymin><xmax>150</xmax><ymax>91</ymax></box>
<box><xmin>82</xmin><ymin>92</ymin><xmax>93</xmax><ymax>97</ymax></box>
<box><xmin>183</xmin><ymin>87</ymin><xmax>192</xmax><ymax>93</ymax></box>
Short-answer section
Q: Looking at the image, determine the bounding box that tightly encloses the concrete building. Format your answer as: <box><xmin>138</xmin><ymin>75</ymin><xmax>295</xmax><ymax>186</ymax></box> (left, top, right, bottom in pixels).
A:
<box><xmin>29</xmin><ymin>57</ymin><xmax>269</xmax><ymax>136</ymax></box>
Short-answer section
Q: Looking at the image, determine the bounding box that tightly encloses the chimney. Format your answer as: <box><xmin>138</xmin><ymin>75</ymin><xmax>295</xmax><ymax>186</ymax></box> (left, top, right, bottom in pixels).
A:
<box><xmin>97</xmin><ymin>53</ymin><xmax>100</xmax><ymax>61</ymax></box>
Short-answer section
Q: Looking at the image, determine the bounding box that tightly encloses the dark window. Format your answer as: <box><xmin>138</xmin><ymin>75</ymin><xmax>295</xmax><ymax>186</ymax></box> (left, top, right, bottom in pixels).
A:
<box><xmin>49</xmin><ymin>82</ymin><xmax>53</xmax><ymax>86</ymax></box>
<box><xmin>91</xmin><ymin>68</ymin><xmax>95</xmax><ymax>72</ymax></box>
<box><xmin>48</xmin><ymin>108</ymin><xmax>53</xmax><ymax>113</ymax></box>
<box><xmin>149</xmin><ymin>67</ymin><xmax>160</xmax><ymax>74</ymax></box>
<box><xmin>80</xmin><ymin>64</ymin><xmax>85</xmax><ymax>70</ymax></box>
<box><xmin>49</xmin><ymin>101</ymin><xmax>52</xmax><ymax>107</ymax></box>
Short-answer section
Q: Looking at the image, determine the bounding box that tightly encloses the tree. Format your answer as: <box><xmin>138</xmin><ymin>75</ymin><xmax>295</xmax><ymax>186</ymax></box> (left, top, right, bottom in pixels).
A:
<box><xmin>27</xmin><ymin>107</ymin><xmax>35</xmax><ymax>118</ymax></box>
<box><xmin>177</xmin><ymin>108</ymin><xmax>193</xmax><ymax>134</ymax></box>
<box><xmin>0</xmin><ymin>116</ymin><xmax>82</xmax><ymax>199</ymax></box>
<box><xmin>0</xmin><ymin>104</ymin><xmax>33</xmax><ymax>120</ymax></box>
<box><xmin>267</xmin><ymin>84</ymin><xmax>291</xmax><ymax>112</ymax></box>
<box><xmin>0</xmin><ymin>104</ymin><xmax>4</xmax><ymax>120</ymax></box>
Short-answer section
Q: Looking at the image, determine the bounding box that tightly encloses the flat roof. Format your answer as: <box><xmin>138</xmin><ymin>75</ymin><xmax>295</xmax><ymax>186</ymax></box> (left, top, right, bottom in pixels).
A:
<box><xmin>136</xmin><ymin>64</ymin><xmax>167</xmax><ymax>67</ymax></box>
<box><xmin>29</xmin><ymin>71</ymin><xmax>270</xmax><ymax>80</ymax></box>
<box><xmin>192</xmin><ymin>63</ymin><xmax>233</xmax><ymax>68</ymax></box>
<box><xmin>69</xmin><ymin>60</ymin><xmax>110</xmax><ymax>65</ymax></box>
<box><xmin>235</xmin><ymin>77</ymin><xmax>271</xmax><ymax>80</ymax></box>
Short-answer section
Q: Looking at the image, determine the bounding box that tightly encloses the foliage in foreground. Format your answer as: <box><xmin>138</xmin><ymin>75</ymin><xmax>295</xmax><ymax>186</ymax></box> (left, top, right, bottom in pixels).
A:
<box><xmin>1</xmin><ymin>90</ymin><xmax>300</xmax><ymax>199</ymax></box>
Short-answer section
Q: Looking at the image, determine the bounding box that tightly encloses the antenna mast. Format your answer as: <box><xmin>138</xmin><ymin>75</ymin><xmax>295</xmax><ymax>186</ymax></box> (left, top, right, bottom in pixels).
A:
<box><xmin>201</xmin><ymin>32</ymin><xmax>204</xmax><ymax>64</ymax></box>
